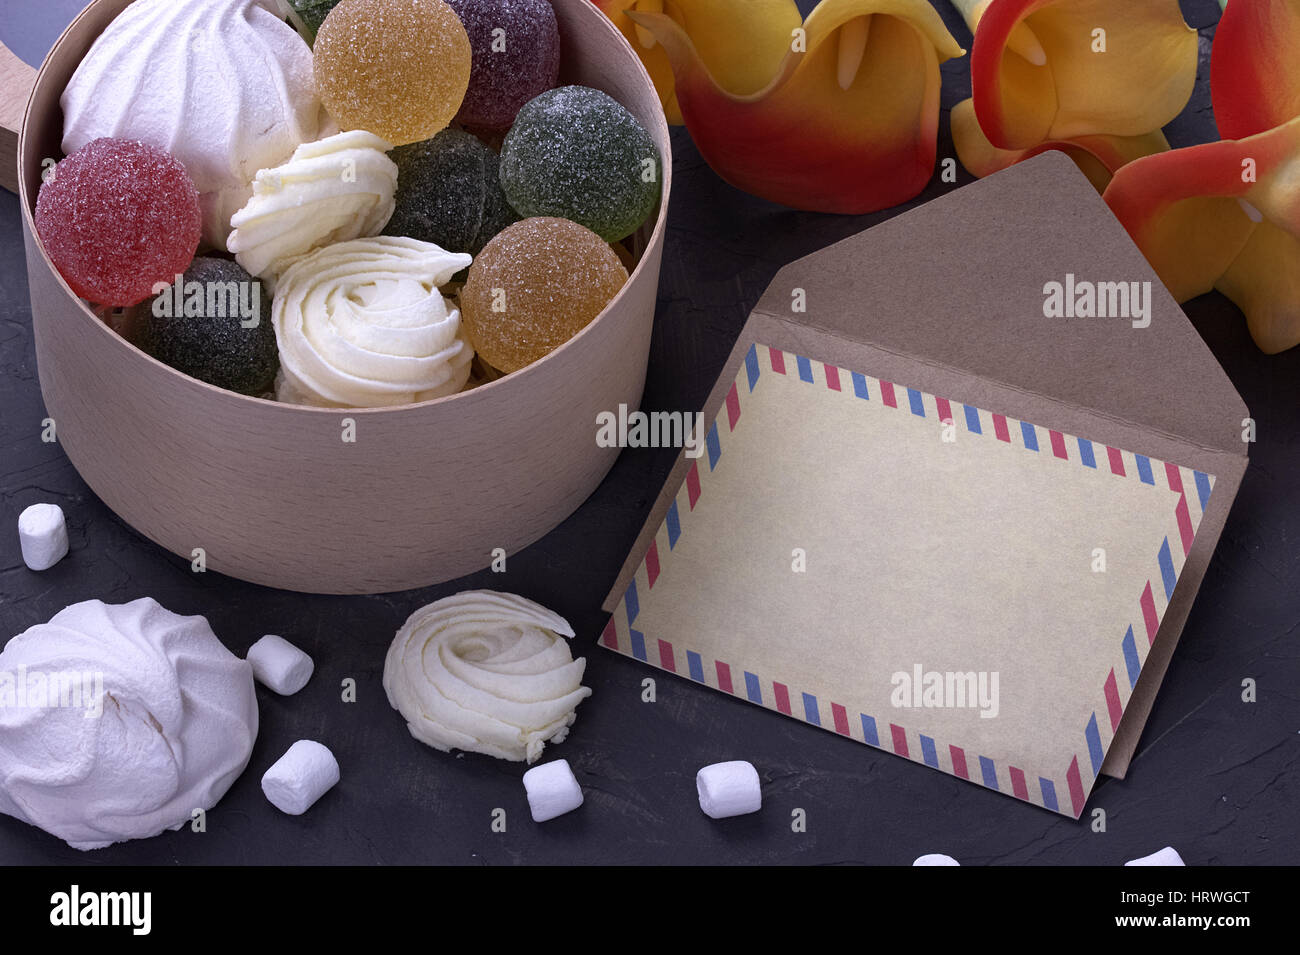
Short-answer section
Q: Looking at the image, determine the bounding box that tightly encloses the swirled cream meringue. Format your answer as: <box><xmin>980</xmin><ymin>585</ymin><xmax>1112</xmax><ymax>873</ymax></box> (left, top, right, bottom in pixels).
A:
<box><xmin>0</xmin><ymin>599</ymin><xmax>258</xmax><ymax>850</ymax></box>
<box><xmin>60</xmin><ymin>0</ymin><xmax>322</xmax><ymax>247</ymax></box>
<box><xmin>228</xmin><ymin>130</ymin><xmax>398</xmax><ymax>282</ymax></box>
<box><xmin>273</xmin><ymin>236</ymin><xmax>474</xmax><ymax>407</ymax></box>
<box><xmin>383</xmin><ymin>591</ymin><xmax>592</xmax><ymax>763</ymax></box>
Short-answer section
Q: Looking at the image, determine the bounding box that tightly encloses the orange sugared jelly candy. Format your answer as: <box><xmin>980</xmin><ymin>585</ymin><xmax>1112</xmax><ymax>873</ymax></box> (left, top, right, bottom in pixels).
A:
<box><xmin>461</xmin><ymin>217</ymin><xmax>629</xmax><ymax>373</ymax></box>
<box><xmin>314</xmin><ymin>0</ymin><xmax>471</xmax><ymax>146</ymax></box>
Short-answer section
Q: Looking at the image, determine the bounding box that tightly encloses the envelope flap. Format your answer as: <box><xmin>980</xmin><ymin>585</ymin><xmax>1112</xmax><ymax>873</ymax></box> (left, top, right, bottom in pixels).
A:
<box><xmin>752</xmin><ymin>152</ymin><xmax>1248</xmax><ymax>458</ymax></box>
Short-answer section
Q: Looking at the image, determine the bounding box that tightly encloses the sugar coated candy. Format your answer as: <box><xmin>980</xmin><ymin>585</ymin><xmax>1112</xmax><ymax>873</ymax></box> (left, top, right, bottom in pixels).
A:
<box><xmin>448</xmin><ymin>0</ymin><xmax>561</xmax><ymax>131</ymax></box>
<box><xmin>136</xmin><ymin>258</ymin><xmax>278</xmax><ymax>396</ymax></box>
<box><xmin>314</xmin><ymin>0</ymin><xmax>471</xmax><ymax>146</ymax></box>
<box><xmin>461</xmin><ymin>217</ymin><xmax>628</xmax><ymax>373</ymax></box>
<box><xmin>385</xmin><ymin>129</ymin><xmax>517</xmax><ymax>257</ymax></box>
<box><xmin>500</xmin><ymin>86</ymin><xmax>661</xmax><ymax>242</ymax></box>
<box><xmin>35</xmin><ymin>138</ymin><xmax>201</xmax><ymax>308</ymax></box>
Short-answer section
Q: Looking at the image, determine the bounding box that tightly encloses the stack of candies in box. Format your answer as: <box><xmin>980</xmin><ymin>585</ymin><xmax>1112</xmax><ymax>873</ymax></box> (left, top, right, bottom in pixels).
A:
<box><xmin>35</xmin><ymin>0</ymin><xmax>662</xmax><ymax>406</ymax></box>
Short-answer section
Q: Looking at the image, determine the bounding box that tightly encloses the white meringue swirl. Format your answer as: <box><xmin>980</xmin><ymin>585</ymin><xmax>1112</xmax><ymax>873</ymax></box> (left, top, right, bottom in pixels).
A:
<box><xmin>272</xmin><ymin>236</ymin><xmax>474</xmax><ymax>407</ymax></box>
<box><xmin>0</xmin><ymin>599</ymin><xmax>258</xmax><ymax>850</ymax></box>
<box><xmin>383</xmin><ymin>591</ymin><xmax>592</xmax><ymax>763</ymax></box>
<box><xmin>61</xmin><ymin>0</ymin><xmax>322</xmax><ymax>247</ymax></box>
<box><xmin>228</xmin><ymin>130</ymin><xmax>398</xmax><ymax>282</ymax></box>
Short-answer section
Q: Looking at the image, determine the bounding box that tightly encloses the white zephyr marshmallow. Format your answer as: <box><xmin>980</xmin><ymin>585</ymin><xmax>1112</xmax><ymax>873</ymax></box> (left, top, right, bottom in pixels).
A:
<box><xmin>227</xmin><ymin>130</ymin><xmax>399</xmax><ymax>283</ymax></box>
<box><xmin>273</xmin><ymin>237</ymin><xmax>475</xmax><ymax>408</ymax></box>
<box><xmin>913</xmin><ymin>853</ymin><xmax>961</xmax><ymax>866</ymax></box>
<box><xmin>523</xmin><ymin>758</ymin><xmax>584</xmax><ymax>822</ymax></box>
<box><xmin>696</xmin><ymin>760</ymin><xmax>762</xmax><ymax>819</ymax></box>
<box><xmin>383</xmin><ymin>590</ymin><xmax>591</xmax><ymax>763</ymax></box>
<box><xmin>247</xmin><ymin>634</ymin><xmax>315</xmax><ymax>696</ymax></box>
<box><xmin>1125</xmin><ymin>846</ymin><xmax>1186</xmax><ymax>866</ymax></box>
<box><xmin>0</xmin><ymin>599</ymin><xmax>258</xmax><ymax>850</ymax></box>
<box><xmin>261</xmin><ymin>740</ymin><xmax>339</xmax><ymax>816</ymax></box>
<box><xmin>18</xmin><ymin>503</ymin><xmax>68</xmax><ymax>571</ymax></box>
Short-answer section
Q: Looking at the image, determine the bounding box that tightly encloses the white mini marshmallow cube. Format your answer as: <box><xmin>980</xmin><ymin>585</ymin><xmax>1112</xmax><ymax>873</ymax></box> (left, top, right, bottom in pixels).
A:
<box><xmin>696</xmin><ymin>760</ymin><xmax>762</xmax><ymax>819</ymax></box>
<box><xmin>247</xmin><ymin>634</ymin><xmax>314</xmax><ymax>695</ymax></box>
<box><xmin>1125</xmin><ymin>846</ymin><xmax>1186</xmax><ymax>866</ymax></box>
<box><xmin>913</xmin><ymin>854</ymin><xmax>961</xmax><ymax>866</ymax></box>
<box><xmin>18</xmin><ymin>503</ymin><xmax>68</xmax><ymax>571</ymax></box>
<box><xmin>262</xmin><ymin>740</ymin><xmax>339</xmax><ymax>816</ymax></box>
<box><xmin>523</xmin><ymin>758</ymin><xmax>583</xmax><ymax>822</ymax></box>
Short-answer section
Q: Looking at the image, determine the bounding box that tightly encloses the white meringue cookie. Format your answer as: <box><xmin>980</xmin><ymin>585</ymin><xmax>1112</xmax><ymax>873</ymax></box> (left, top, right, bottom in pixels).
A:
<box><xmin>60</xmin><ymin>0</ymin><xmax>322</xmax><ymax>248</ymax></box>
<box><xmin>272</xmin><ymin>236</ymin><xmax>475</xmax><ymax>407</ymax></box>
<box><xmin>0</xmin><ymin>599</ymin><xmax>258</xmax><ymax>850</ymax></box>
<box><xmin>228</xmin><ymin>130</ymin><xmax>398</xmax><ymax>282</ymax></box>
<box><xmin>383</xmin><ymin>591</ymin><xmax>592</xmax><ymax>763</ymax></box>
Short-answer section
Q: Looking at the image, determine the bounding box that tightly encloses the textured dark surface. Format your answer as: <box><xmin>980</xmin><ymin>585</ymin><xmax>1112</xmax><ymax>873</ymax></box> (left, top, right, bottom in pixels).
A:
<box><xmin>0</xmin><ymin>0</ymin><xmax>1296</xmax><ymax>865</ymax></box>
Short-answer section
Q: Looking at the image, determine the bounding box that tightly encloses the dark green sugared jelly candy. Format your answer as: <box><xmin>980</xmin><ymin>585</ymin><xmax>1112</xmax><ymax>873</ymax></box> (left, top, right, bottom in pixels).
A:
<box><xmin>499</xmin><ymin>86</ymin><xmax>660</xmax><ymax>243</ymax></box>
<box><xmin>137</xmin><ymin>257</ymin><xmax>278</xmax><ymax>396</ymax></box>
<box><xmin>385</xmin><ymin>128</ymin><xmax>517</xmax><ymax>257</ymax></box>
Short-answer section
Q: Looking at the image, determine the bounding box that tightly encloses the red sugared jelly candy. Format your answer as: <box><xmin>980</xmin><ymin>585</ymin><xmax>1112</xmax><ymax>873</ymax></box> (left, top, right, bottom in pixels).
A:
<box><xmin>35</xmin><ymin>138</ymin><xmax>201</xmax><ymax>307</ymax></box>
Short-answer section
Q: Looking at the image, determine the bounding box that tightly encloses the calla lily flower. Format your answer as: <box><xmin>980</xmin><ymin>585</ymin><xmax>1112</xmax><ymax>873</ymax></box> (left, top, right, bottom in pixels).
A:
<box><xmin>590</xmin><ymin>1</ymin><xmax>802</xmax><ymax>125</ymax></box>
<box><xmin>950</xmin><ymin>0</ymin><xmax>1196</xmax><ymax>187</ymax></box>
<box><xmin>608</xmin><ymin>0</ymin><xmax>963</xmax><ymax>214</ymax></box>
<box><xmin>956</xmin><ymin>0</ymin><xmax>1197</xmax><ymax>148</ymax></box>
<box><xmin>1103</xmin><ymin>0</ymin><xmax>1300</xmax><ymax>354</ymax></box>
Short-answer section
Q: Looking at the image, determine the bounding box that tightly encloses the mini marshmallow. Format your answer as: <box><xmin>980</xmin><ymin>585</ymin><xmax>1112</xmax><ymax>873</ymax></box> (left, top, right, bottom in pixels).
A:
<box><xmin>1125</xmin><ymin>846</ymin><xmax>1185</xmax><ymax>866</ymax></box>
<box><xmin>913</xmin><ymin>853</ymin><xmax>961</xmax><ymax>866</ymax></box>
<box><xmin>18</xmin><ymin>503</ymin><xmax>68</xmax><ymax>571</ymax></box>
<box><xmin>262</xmin><ymin>740</ymin><xmax>339</xmax><ymax>815</ymax></box>
<box><xmin>522</xmin><ymin>758</ymin><xmax>583</xmax><ymax>822</ymax></box>
<box><xmin>247</xmin><ymin>634</ymin><xmax>314</xmax><ymax>695</ymax></box>
<box><xmin>696</xmin><ymin>760</ymin><xmax>761</xmax><ymax>819</ymax></box>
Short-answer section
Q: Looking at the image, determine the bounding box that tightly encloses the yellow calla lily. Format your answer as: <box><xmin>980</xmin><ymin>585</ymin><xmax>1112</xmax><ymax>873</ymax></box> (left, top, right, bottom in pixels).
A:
<box><xmin>1104</xmin><ymin>117</ymin><xmax>1300</xmax><ymax>354</ymax></box>
<box><xmin>954</xmin><ymin>0</ymin><xmax>1197</xmax><ymax>148</ymax></box>
<box><xmin>1103</xmin><ymin>0</ymin><xmax>1300</xmax><ymax>354</ymax></box>
<box><xmin>1104</xmin><ymin>121</ymin><xmax>1297</xmax><ymax>299</ymax></box>
<box><xmin>612</xmin><ymin>0</ymin><xmax>963</xmax><ymax>213</ymax></box>
<box><xmin>591</xmin><ymin>1</ymin><xmax>801</xmax><ymax>125</ymax></box>
<box><xmin>950</xmin><ymin>0</ymin><xmax>1196</xmax><ymax>188</ymax></box>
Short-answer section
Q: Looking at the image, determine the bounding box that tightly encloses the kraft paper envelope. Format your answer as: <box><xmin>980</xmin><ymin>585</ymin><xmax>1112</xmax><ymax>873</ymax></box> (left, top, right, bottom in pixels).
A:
<box><xmin>601</xmin><ymin>153</ymin><xmax>1249</xmax><ymax>817</ymax></box>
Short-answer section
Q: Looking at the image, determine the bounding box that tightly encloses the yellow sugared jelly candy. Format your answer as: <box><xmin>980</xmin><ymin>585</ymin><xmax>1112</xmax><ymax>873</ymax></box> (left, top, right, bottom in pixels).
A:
<box><xmin>314</xmin><ymin>0</ymin><xmax>471</xmax><ymax>147</ymax></box>
<box><xmin>462</xmin><ymin>217</ymin><xmax>629</xmax><ymax>374</ymax></box>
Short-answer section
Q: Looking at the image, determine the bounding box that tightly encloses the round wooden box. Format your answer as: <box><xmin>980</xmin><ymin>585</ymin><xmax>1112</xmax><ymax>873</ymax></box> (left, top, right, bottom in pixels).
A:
<box><xmin>1</xmin><ymin>0</ymin><xmax>671</xmax><ymax>594</ymax></box>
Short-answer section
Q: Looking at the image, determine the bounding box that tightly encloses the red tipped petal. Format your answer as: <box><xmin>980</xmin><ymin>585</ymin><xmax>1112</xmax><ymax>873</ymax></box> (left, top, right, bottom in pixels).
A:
<box><xmin>1105</xmin><ymin>116</ymin><xmax>1300</xmax><ymax>351</ymax></box>
<box><xmin>1211</xmin><ymin>0</ymin><xmax>1300</xmax><ymax>139</ymax></box>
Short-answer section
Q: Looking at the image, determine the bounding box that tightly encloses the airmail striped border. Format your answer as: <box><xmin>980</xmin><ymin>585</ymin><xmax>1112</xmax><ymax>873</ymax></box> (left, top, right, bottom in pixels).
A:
<box><xmin>601</xmin><ymin>344</ymin><xmax>1216</xmax><ymax>818</ymax></box>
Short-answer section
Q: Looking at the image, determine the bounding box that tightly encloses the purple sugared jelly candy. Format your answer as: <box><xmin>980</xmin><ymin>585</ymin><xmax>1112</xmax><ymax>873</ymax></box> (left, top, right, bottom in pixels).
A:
<box><xmin>35</xmin><ymin>138</ymin><xmax>201</xmax><ymax>308</ymax></box>
<box><xmin>449</xmin><ymin>0</ymin><xmax>561</xmax><ymax>131</ymax></box>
